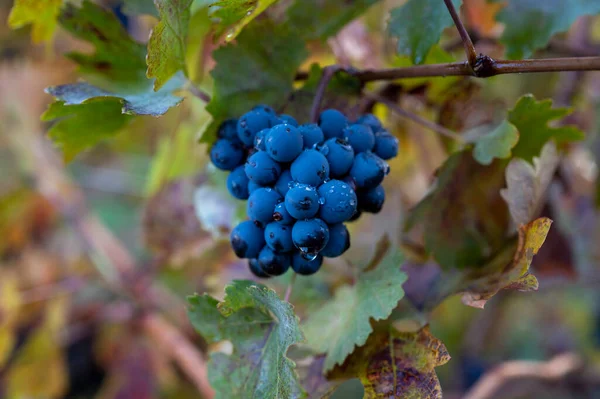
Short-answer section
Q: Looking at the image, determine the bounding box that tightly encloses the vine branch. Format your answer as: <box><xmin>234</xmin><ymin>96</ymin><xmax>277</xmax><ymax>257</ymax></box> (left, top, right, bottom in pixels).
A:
<box><xmin>444</xmin><ymin>0</ymin><xmax>477</xmax><ymax>66</ymax></box>
<box><xmin>310</xmin><ymin>65</ymin><xmax>343</xmax><ymax>123</ymax></box>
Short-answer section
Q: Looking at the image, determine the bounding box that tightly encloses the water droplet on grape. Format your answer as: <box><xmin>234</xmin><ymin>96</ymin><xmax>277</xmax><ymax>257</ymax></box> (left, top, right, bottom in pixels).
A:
<box><xmin>385</xmin><ymin>165</ymin><xmax>391</xmax><ymax>175</ymax></box>
<box><xmin>318</xmin><ymin>197</ymin><xmax>325</xmax><ymax>205</ymax></box>
<box><xmin>320</xmin><ymin>145</ymin><xmax>329</xmax><ymax>155</ymax></box>
<box><xmin>301</xmin><ymin>251</ymin><xmax>318</xmax><ymax>261</ymax></box>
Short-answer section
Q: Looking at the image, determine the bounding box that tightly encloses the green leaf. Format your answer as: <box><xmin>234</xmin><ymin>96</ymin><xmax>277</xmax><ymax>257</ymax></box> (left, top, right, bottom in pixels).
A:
<box><xmin>209</xmin><ymin>0</ymin><xmax>279</xmax><ymax>39</ymax></box>
<box><xmin>8</xmin><ymin>0</ymin><xmax>63</xmax><ymax>43</ymax></box>
<box><xmin>509</xmin><ymin>94</ymin><xmax>584</xmax><ymax>162</ymax></box>
<box><xmin>329</xmin><ymin>326</ymin><xmax>450</xmax><ymax>399</ymax></box>
<box><xmin>388</xmin><ymin>0</ymin><xmax>460</xmax><ymax>64</ymax></box>
<box><xmin>147</xmin><ymin>0</ymin><xmax>193</xmax><ymax>90</ymax></box>
<box><xmin>58</xmin><ymin>1</ymin><xmax>147</xmax><ymax>87</ymax></box>
<box><xmin>122</xmin><ymin>0</ymin><xmax>158</xmax><ymax>16</ymax></box>
<box><xmin>186</xmin><ymin>9</ymin><xmax>213</xmax><ymax>83</ymax></box>
<box><xmin>286</xmin><ymin>0</ymin><xmax>381</xmax><ymax>41</ymax></box>
<box><xmin>187</xmin><ymin>280</ymin><xmax>305</xmax><ymax>399</ymax></box>
<box><xmin>469</xmin><ymin>120</ymin><xmax>519</xmax><ymax>165</ymax></box>
<box><xmin>202</xmin><ymin>20</ymin><xmax>307</xmax><ymax>143</ymax></box>
<box><xmin>494</xmin><ymin>0</ymin><xmax>600</xmax><ymax>59</ymax></box>
<box><xmin>302</xmin><ymin>242</ymin><xmax>407</xmax><ymax>372</ymax></box>
<box><xmin>43</xmin><ymin>74</ymin><xmax>185</xmax><ymax>161</ymax></box>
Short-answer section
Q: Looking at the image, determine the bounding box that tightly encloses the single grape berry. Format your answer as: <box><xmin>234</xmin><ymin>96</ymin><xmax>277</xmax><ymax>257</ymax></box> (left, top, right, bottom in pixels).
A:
<box><xmin>344</xmin><ymin>123</ymin><xmax>375</xmax><ymax>153</ymax></box>
<box><xmin>265</xmin><ymin>124</ymin><xmax>303</xmax><ymax>163</ymax></box>
<box><xmin>258</xmin><ymin>247</ymin><xmax>290</xmax><ymax>276</ymax></box>
<box><xmin>248</xmin><ymin>180</ymin><xmax>261</xmax><ymax>195</ymax></box>
<box><xmin>373</xmin><ymin>131</ymin><xmax>399</xmax><ymax>160</ymax></box>
<box><xmin>291</xmin><ymin>253</ymin><xmax>323</xmax><ymax>275</ymax></box>
<box><xmin>348</xmin><ymin>209</ymin><xmax>362</xmax><ymax>222</ymax></box>
<box><xmin>349</xmin><ymin>152</ymin><xmax>389</xmax><ymax>189</ymax></box>
<box><xmin>230</xmin><ymin>221</ymin><xmax>265</xmax><ymax>258</ymax></box>
<box><xmin>356</xmin><ymin>113</ymin><xmax>383</xmax><ymax>132</ymax></box>
<box><xmin>291</xmin><ymin>149</ymin><xmax>330</xmax><ymax>187</ymax></box>
<box><xmin>298</xmin><ymin>124</ymin><xmax>325</xmax><ymax>149</ymax></box>
<box><xmin>319</xmin><ymin>109</ymin><xmax>348</xmax><ymax>139</ymax></box>
<box><xmin>275</xmin><ymin>170</ymin><xmax>293</xmax><ymax>196</ymax></box>
<box><xmin>342</xmin><ymin>175</ymin><xmax>358</xmax><ymax>192</ymax></box>
<box><xmin>237</xmin><ymin>109</ymin><xmax>271</xmax><ymax>146</ymax></box>
<box><xmin>264</xmin><ymin>223</ymin><xmax>294</xmax><ymax>253</ymax></box>
<box><xmin>292</xmin><ymin>218</ymin><xmax>330</xmax><ymax>254</ymax></box>
<box><xmin>247</xmin><ymin>188</ymin><xmax>282</xmax><ymax>225</ymax></box>
<box><xmin>273</xmin><ymin>202</ymin><xmax>295</xmax><ymax>225</ymax></box>
<box><xmin>285</xmin><ymin>184</ymin><xmax>320</xmax><ymax>219</ymax></box>
<box><xmin>254</xmin><ymin>128</ymin><xmax>270</xmax><ymax>151</ymax></box>
<box><xmin>227</xmin><ymin>166</ymin><xmax>250</xmax><ymax>200</ymax></box>
<box><xmin>210</xmin><ymin>139</ymin><xmax>244</xmax><ymax>171</ymax></box>
<box><xmin>252</xmin><ymin>104</ymin><xmax>276</xmax><ymax>115</ymax></box>
<box><xmin>320</xmin><ymin>138</ymin><xmax>354</xmax><ymax>177</ymax></box>
<box><xmin>245</xmin><ymin>151</ymin><xmax>281</xmax><ymax>185</ymax></box>
<box><xmin>321</xmin><ymin>223</ymin><xmax>350</xmax><ymax>258</ymax></box>
<box><xmin>249</xmin><ymin>258</ymin><xmax>270</xmax><ymax>278</ymax></box>
<box><xmin>217</xmin><ymin>118</ymin><xmax>239</xmax><ymax>140</ymax></box>
<box><xmin>358</xmin><ymin>185</ymin><xmax>386</xmax><ymax>213</ymax></box>
<box><xmin>317</xmin><ymin>180</ymin><xmax>358</xmax><ymax>224</ymax></box>
<box><xmin>277</xmin><ymin>114</ymin><xmax>299</xmax><ymax>127</ymax></box>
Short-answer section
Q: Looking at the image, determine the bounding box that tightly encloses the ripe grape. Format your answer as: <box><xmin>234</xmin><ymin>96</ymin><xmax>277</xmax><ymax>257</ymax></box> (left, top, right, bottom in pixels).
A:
<box><xmin>245</xmin><ymin>151</ymin><xmax>281</xmax><ymax>185</ymax></box>
<box><xmin>285</xmin><ymin>184</ymin><xmax>320</xmax><ymax>219</ymax></box>
<box><xmin>273</xmin><ymin>202</ymin><xmax>295</xmax><ymax>225</ymax></box>
<box><xmin>265</xmin><ymin>124</ymin><xmax>303</xmax><ymax>162</ymax></box>
<box><xmin>320</xmin><ymin>138</ymin><xmax>354</xmax><ymax>177</ymax></box>
<box><xmin>237</xmin><ymin>109</ymin><xmax>272</xmax><ymax>146</ymax></box>
<box><xmin>373</xmin><ymin>131</ymin><xmax>399</xmax><ymax>160</ymax></box>
<box><xmin>344</xmin><ymin>123</ymin><xmax>375</xmax><ymax>153</ymax></box>
<box><xmin>291</xmin><ymin>253</ymin><xmax>323</xmax><ymax>275</ymax></box>
<box><xmin>264</xmin><ymin>223</ymin><xmax>294</xmax><ymax>253</ymax></box>
<box><xmin>317</xmin><ymin>180</ymin><xmax>358</xmax><ymax>224</ymax></box>
<box><xmin>254</xmin><ymin>128</ymin><xmax>270</xmax><ymax>151</ymax></box>
<box><xmin>248</xmin><ymin>180</ymin><xmax>261</xmax><ymax>195</ymax></box>
<box><xmin>247</xmin><ymin>188</ymin><xmax>282</xmax><ymax>225</ymax></box>
<box><xmin>210</xmin><ymin>138</ymin><xmax>244</xmax><ymax>171</ymax></box>
<box><xmin>358</xmin><ymin>185</ymin><xmax>385</xmax><ymax>213</ymax></box>
<box><xmin>217</xmin><ymin>118</ymin><xmax>239</xmax><ymax>140</ymax></box>
<box><xmin>258</xmin><ymin>247</ymin><xmax>290</xmax><ymax>276</ymax></box>
<box><xmin>349</xmin><ymin>152</ymin><xmax>389</xmax><ymax>188</ymax></box>
<box><xmin>318</xmin><ymin>109</ymin><xmax>348</xmax><ymax>139</ymax></box>
<box><xmin>227</xmin><ymin>166</ymin><xmax>250</xmax><ymax>200</ymax></box>
<box><xmin>230</xmin><ymin>221</ymin><xmax>265</xmax><ymax>258</ymax></box>
<box><xmin>298</xmin><ymin>124</ymin><xmax>324</xmax><ymax>149</ymax></box>
<box><xmin>356</xmin><ymin>113</ymin><xmax>383</xmax><ymax>132</ymax></box>
<box><xmin>321</xmin><ymin>223</ymin><xmax>350</xmax><ymax>258</ymax></box>
<box><xmin>292</xmin><ymin>218</ymin><xmax>330</xmax><ymax>254</ymax></box>
<box><xmin>277</xmin><ymin>114</ymin><xmax>299</xmax><ymax>127</ymax></box>
<box><xmin>275</xmin><ymin>169</ymin><xmax>293</xmax><ymax>196</ymax></box>
<box><xmin>252</xmin><ymin>104</ymin><xmax>276</xmax><ymax>115</ymax></box>
<box><xmin>291</xmin><ymin>149</ymin><xmax>330</xmax><ymax>187</ymax></box>
<box><xmin>249</xmin><ymin>258</ymin><xmax>270</xmax><ymax>278</ymax></box>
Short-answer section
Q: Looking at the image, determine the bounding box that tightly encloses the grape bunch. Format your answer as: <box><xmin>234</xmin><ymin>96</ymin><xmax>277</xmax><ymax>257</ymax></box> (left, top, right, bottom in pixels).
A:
<box><xmin>209</xmin><ymin>105</ymin><xmax>399</xmax><ymax>277</ymax></box>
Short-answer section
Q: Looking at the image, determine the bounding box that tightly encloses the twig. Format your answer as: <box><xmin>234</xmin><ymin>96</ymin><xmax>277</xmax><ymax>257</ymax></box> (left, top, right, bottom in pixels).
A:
<box><xmin>366</xmin><ymin>92</ymin><xmax>464</xmax><ymax>141</ymax></box>
<box><xmin>310</xmin><ymin>65</ymin><xmax>343</xmax><ymax>123</ymax></box>
<box><xmin>444</xmin><ymin>0</ymin><xmax>477</xmax><ymax>66</ymax></box>
<box><xmin>187</xmin><ymin>82</ymin><xmax>211</xmax><ymax>103</ymax></box>
<box><xmin>284</xmin><ymin>273</ymin><xmax>296</xmax><ymax>302</ymax></box>
<box><xmin>463</xmin><ymin>353</ymin><xmax>583</xmax><ymax>399</ymax></box>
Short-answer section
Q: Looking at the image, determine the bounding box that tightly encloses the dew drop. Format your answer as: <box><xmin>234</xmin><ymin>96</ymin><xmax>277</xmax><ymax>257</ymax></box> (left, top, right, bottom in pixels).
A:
<box><xmin>301</xmin><ymin>251</ymin><xmax>318</xmax><ymax>261</ymax></box>
<box><xmin>318</xmin><ymin>197</ymin><xmax>325</xmax><ymax>205</ymax></box>
<box><xmin>299</xmin><ymin>246</ymin><xmax>309</xmax><ymax>253</ymax></box>
<box><xmin>320</xmin><ymin>145</ymin><xmax>330</xmax><ymax>155</ymax></box>
<box><xmin>384</xmin><ymin>165</ymin><xmax>391</xmax><ymax>175</ymax></box>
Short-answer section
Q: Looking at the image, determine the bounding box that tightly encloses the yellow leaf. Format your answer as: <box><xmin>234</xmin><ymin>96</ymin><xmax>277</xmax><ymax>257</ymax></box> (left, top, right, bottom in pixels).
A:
<box><xmin>8</xmin><ymin>0</ymin><xmax>63</xmax><ymax>43</ymax></box>
<box><xmin>0</xmin><ymin>275</ymin><xmax>21</xmax><ymax>367</ymax></box>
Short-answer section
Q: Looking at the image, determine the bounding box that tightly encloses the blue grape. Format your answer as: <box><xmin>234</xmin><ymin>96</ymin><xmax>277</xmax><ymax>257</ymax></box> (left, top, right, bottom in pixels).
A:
<box><xmin>227</xmin><ymin>166</ymin><xmax>250</xmax><ymax>200</ymax></box>
<box><xmin>275</xmin><ymin>170</ymin><xmax>293</xmax><ymax>196</ymax></box>
<box><xmin>245</xmin><ymin>151</ymin><xmax>281</xmax><ymax>185</ymax></box>
<box><xmin>265</xmin><ymin>124</ymin><xmax>303</xmax><ymax>162</ymax></box>
<box><xmin>210</xmin><ymin>138</ymin><xmax>244</xmax><ymax>171</ymax></box>
<box><xmin>359</xmin><ymin>185</ymin><xmax>385</xmax><ymax>213</ymax></box>
<box><xmin>248</xmin><ymin>180</ymin><xmax>262</xmax><ymax>194</ymax></box>
<box><xmin>273</xmin><ymin>202</ymin><xmax>295</xmax><ymax>225</ymax></box>
<box><xmin>317</xmin><ymin>180</ymin><xmax>358</xmax><ymax>224</ymax></box>
<box><xmin>349</xmin><ymin>152</ymin><xmax>389</xmax><ymax>188</ymax></box>
<box><xmin>342</xmin><ymin>175</ymin><xmax>357</xmax><ymax>192</ymax></box>
<box><xmin>264</xmin><ymin>223</ymin><xmax>294</xmax><ymax>253</ymax></box>
<box><xmin>320</xmin><ymin>138</ymin><xmax>354</xmax><ymax>177</ymax></box>
<box><xmin>254</xmin><ymin>128</ymin><xmax>270</xmax><ymax>151</ymax></box>
<box><xmin>348</xmin><ymin>209</ymin><xmax>362</xmax><ymax>222</ymax></box>
<box><xmin>291</xmin><ymin>252</ymin><xmax>323</xmax><ymax>275</ymax></box>
<box><xmin>230</xmin><ymin>221</ymin><xmax>265</xmax><ymax>258</ymax></box>
<box><xmin>356</xmin><ymin>113</ymin><xmax>383</xmax><ymax>132</ymax></box>
<box><xmin>290</xmin><ymin>149</ymin><xmax>330</xmax><ymax>187</ymax></box>
<box><xmin>258</xmin><ymin>247</ymin><xmax>290</xmax><ymax>276</ymax></box>
<box><xmin>321</xmin><ymin>223</ymin><xmax>350</xmax><ymax>258</ymax></box>
<box><xmin>249</xmin><ymin>258</ymin><xmax>270</xmax><ymax>278</ymax></box>
<box><xmin>373</xmin><ymin>131</ymin><xmax>399</xmax><ymax>160</ymax></box>
<box><xmin>318</xmin><ymin>109</ymin><xmax>348</xmax><ymax>139</ymax></box>
<box><xmin>292</xmin><ymin>218</ymin><xmax>330</xmax><ymax>254</ymax></box>
<box><xmin>285</xmin><ymin>184</ymin><xmax>320</xmax><ymax>219</ymax></box>
<box><xmin>237</xmin><ymin>109</ymin><xmax>271</xmax><ymax>146</ymax></box>
<box><xmin>247</xmin><ymin>188</ymin><xmax>282</xmax><ymax>225</ymax></box>
<box><xmin>217</xmin><ymin>118</ymin><xmax>239</xmax><ymax>140</ymax></box>
<box><xmin>344</xmin><ymin>123</ymin><xmax>375</xmax><ymax>153</ymax></box>
<box><xmin>298</xmin><ymin>124</ymin><xmax>325</xmax><ymax>149</ymax></box>
<box><xmin>252</xmin><ymin>104</ymin><xmax>276</xmax><ymax>115</ymax></box>
<box><xmin>277</xmin><ymin>114</ymin><xmax>299</xmax><ymax>127</ymax></box>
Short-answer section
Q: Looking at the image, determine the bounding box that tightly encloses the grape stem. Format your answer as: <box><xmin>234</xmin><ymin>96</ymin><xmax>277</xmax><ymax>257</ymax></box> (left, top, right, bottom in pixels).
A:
<box><xmin>310</xmin><ymin>65</ymin><xmax>343</xmax><ymax>123</ymax></box>
<box><xmin>444</xmin><ymin>0</ymin><xmax>477</xmax><ymax>67</ymax></box>
<box><xmin>284</xmin><ymin>273</ymin><xmax>296</xmax><ymax>302</ymax></box>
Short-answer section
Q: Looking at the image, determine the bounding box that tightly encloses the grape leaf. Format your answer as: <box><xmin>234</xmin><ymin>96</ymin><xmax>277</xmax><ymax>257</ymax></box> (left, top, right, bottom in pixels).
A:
<box><xmin>209</xmin><ymin>0</ymin><xmax>279</xmax><ymax>39</ymax></box>
<box><xmin>468</xmin><ymin>119</ymin><xmax>520</xmax><ymax>165</ymax></box>
<box><xmin>8</xmin><ymin>0</ymin><xmax>63</xmax><ymax>43</ymax></box>
<box><xmin>147</xmin><ymin>0</ymin><xmax>193</xmax><ymax>90</ymax></box>
<box><xmin>509</xmin><ymin>95</ymin><xmax>584</xmax><ymax>163</ymax></box>
<box><xmin>328</xmin><ymin>326</ymin><xmax>450</xmax><ymax>399</ymax></box>
<box><xmin>202</xmin><ymin>20</ymin><xmax>307</xmax><ymax>143</ymax></box>
<box><xmin>122</xmin><ymin>0</ymin><xmax>158</xmax><ymax>16</ymax></box>
<box><xmin>286</xmin><ymin>0</ymin><xmax>381</xmax><ymax>41</ymax></box>
<box><xmin>501</xmin><ymin>142</ymin><xmax>559</xmax><ymax>226</ymax></box>
<box><xmin>494</xmin><ymin>0</ymin><xmax>600</xmax><ymax>59</ymax></box>
<box><xmin>302</xmin><ymin>242</ymin><xmax>406</xmax><ymax>372</ymax></box>
<box><xmin>388</xmin><ymin>0</ymin><xmax>461</xmax><ymax>64</ymax></box>
<box><xmin>42</xmin><ymin>74</ymin><xmax>185</xmax><ymax>161</ymax></box>
<box><xmin>58</xmin><ymin>1</ymin><xmax>147</xmax><ymax>87</ymax></box>
<box><xmin>187</xmin><ymin>280</ymin><xmax>305</xmax><ymax>399</ymax></box>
